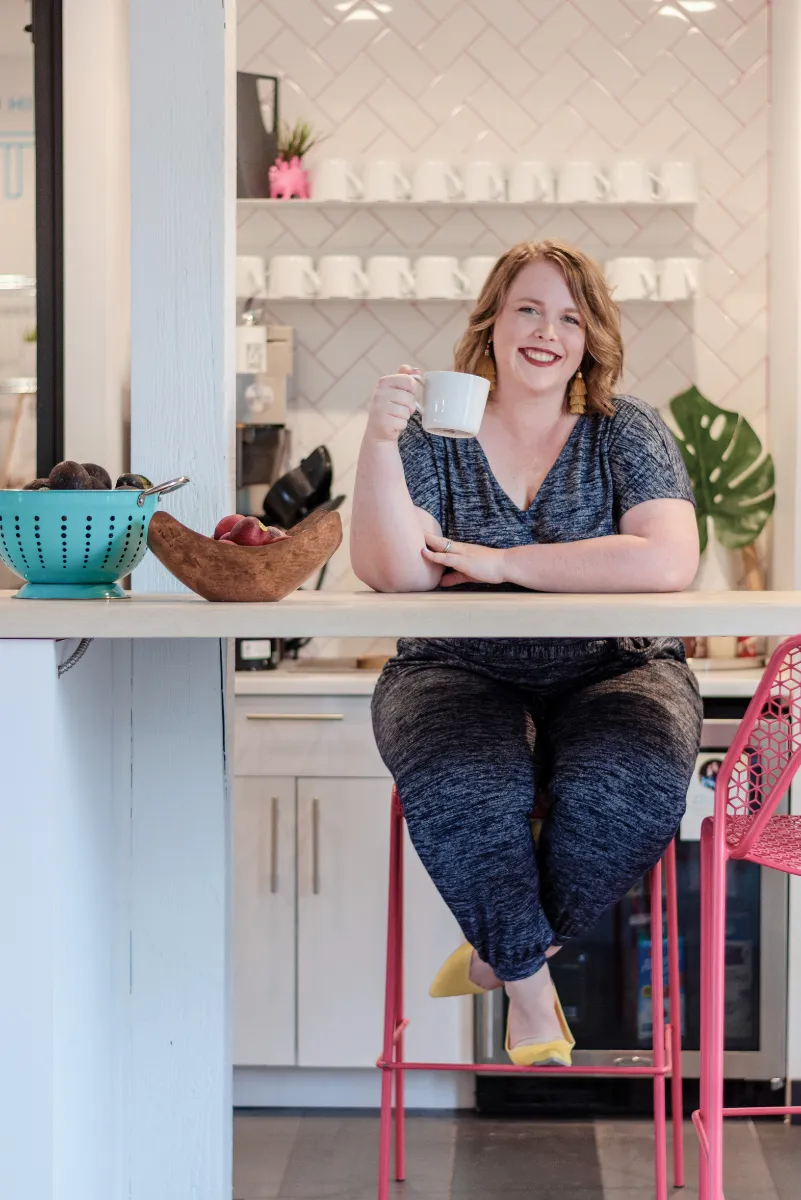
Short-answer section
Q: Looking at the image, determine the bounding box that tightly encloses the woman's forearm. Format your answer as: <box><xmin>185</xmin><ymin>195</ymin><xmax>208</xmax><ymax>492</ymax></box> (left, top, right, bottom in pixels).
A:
<box><xmin>350</xmin><ymin>437</ymin><xmax>443</xmax><ymax>592</ymax></box>
<box><xmin>503</xmin><ymin>534</ymin><xmax>697</xmax><ymax>593</ymax></box>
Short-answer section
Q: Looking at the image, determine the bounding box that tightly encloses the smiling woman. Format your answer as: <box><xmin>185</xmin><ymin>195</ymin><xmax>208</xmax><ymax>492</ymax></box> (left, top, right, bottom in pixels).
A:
<box><xmin>350</xmin><ymin>237</ymin><xmax>703</xmax><ymax>1071</ymax></box>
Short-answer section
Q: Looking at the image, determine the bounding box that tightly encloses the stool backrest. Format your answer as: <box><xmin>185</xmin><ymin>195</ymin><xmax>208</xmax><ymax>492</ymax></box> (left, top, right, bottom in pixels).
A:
<box><xmin>715</xmin><ymin>635</ymin><xmax>801</xmax><ymax>857</ymax></box>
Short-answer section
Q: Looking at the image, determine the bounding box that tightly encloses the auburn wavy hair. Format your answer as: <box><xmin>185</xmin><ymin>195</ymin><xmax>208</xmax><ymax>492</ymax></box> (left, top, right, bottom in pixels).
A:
<box><xmin>453</xmin><ymin>240</ymin><xmax>623</xmax><ymax>416</ymax></box>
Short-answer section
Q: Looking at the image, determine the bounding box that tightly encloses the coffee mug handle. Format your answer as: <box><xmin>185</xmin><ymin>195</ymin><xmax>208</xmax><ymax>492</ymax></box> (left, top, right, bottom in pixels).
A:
<box><xmin>683</xmin><ymin>260</ymin><xmax>698</xmax><ymax>296</ymax></box>
<box><xmin>347</xmin><ymin>170</ymin><xmax>364</xmax><ymax>199</ymax></box>
<box><xmin>401</xmin><ymin>269</ymin><xmax>416</xmax><ymax>298</ymax></box>
<box><xmin>395</xmin><ymin>169</ymin><xmax>412</xmax><ymax>200</ymax></box>
<box><xmin>651</xmin><ymin>171</ymin><xmax>665</xmax><ymax>201</ymax></box>
<box><xmin>595</xmin><ymin>172</ymin><xmax>611</xmax><ymax>201</ymax></box>
<box><xmin>491</xmin><ymin>171</ymin><xmax>506</xmax><ymax>201</ymax></box>
<box><xmin>446</xmin><ymin>169</ymin><xmax>464</xmax><ymax>199</ymax></box>
<box><xmin>354</xmin><ymin>268</ymin><xmax>370</xmax><ymax>299</ymax></box>
<box><xmin>641</xmin><ymin>268</ymin><xmax>657</xmax><ymax>300</ymax></box>
<box><xmin>453</xmin><ymin>268</ymin><xmax>470</xmax><ymax>296</ymax></box>
<box><xmin>410</xmin><ymin>372</ymin><xmax>425</xmax><ymax>415</ymax></box>
<box><xmin>304</xmin><ymin>266</ymin><xmax>321</xmax><ymax>298</ymax></box>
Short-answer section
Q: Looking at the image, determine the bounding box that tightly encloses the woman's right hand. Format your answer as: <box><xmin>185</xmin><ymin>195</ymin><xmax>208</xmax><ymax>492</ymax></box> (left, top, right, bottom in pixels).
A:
<box><xmin>365</xmin><ymin>365</ymin><xmax>420</xmax><ymax>444</ymax></box>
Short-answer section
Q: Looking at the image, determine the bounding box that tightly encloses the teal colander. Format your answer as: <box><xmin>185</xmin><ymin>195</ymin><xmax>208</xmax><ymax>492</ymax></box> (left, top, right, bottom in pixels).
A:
<box><xmin>0</xmin><ymin>476</ymin><xmax>189</xmax><ymax>599</ymax></box>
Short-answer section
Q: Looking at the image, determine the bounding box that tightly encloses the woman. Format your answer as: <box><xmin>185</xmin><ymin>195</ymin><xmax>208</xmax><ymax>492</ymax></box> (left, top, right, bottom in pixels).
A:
<box><xmin>350</xmin><ymin>240</ymin><xmax>703</xmax><ymax>1066</ymax></box>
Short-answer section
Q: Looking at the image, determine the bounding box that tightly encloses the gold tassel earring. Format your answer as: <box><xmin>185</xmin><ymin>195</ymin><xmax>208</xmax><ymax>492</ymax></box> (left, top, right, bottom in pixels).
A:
<box><xmin>476</xmin><ymin>340</ymin><xmax>497</xmax><ymax>391</ymax></box>
<box><xmin>568</xmin><ymin>369</ymin><xmax>587</xmax><ymax>415</ymax></box>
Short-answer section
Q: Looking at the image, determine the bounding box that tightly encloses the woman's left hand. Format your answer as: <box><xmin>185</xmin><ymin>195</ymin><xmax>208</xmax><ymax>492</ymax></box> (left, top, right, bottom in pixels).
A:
<box><xmin>422</xmin><ymin>533</ymin><xmax>507</xmax><ymax>587</ymax></box>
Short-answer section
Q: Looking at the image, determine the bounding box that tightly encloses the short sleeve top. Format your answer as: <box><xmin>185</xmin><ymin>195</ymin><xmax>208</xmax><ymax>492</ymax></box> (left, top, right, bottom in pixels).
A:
<box><xmin>396</xmin><ymin>395</ymin><xmax>695</xmax><ymax>662</ymax></box>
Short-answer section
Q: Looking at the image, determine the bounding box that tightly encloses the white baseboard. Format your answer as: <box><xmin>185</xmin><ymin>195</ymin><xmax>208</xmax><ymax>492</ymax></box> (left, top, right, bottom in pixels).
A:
<box><xmin>233</xmin><ymin>1067</ymin><xmax>474</xmax><ymax>1110</ymax></box>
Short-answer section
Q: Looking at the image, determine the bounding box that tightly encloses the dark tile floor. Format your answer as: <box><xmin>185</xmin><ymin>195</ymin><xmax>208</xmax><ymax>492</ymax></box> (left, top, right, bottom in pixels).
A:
<box><xmin>234</xmin><ymin>1112</ymin><xmax>801</xmax><ymax>1200</ymax></box>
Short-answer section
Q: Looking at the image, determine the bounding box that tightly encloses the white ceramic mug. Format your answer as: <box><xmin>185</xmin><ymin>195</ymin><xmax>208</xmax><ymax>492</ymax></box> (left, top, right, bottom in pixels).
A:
<box><xmin>267</xmin><ymin>255</ymin><xmax>320</xmax><ymax>299</ymax></box>
<box><xmin>363</xmin><ymin>159</ymin><xmax>412</xmax><ymax>202</ymax></box>
<box><xmin>605</xmin><ymin>257</ymin><xmax>658</xmax><ymax>301</ymax></box>
<box><xmin>462</xmin><ymin>256</ymin><xmax>498</xmax><ymax>299</ymax></box>
<box><xmin>557</xmin><ymin>161</ymin><xmax>610</xmax><ymax>204</ymax></box>
<box><xmin>236</xmin><ymin>255</ymin><xmax>267</xmax><ymax>299</ymax></box>
<box><xmin>658</xmin><ymin>257</ymin><xmax>700</xmax><ymax>301</ymax></box>
<box><xmin>658</xmin><ymin>161</ymin><xmax>698</xmax><ymax>204</ymax></box>
<box><xmin>412</xmin><ymin>370</ymin><xmax>490</xmax><ymax>438</ymax></box>
<box><xmin>312</xmin><ymin>158</ymin><xmax>363</xmax><ymax>202</ymax></box>
<box><xmin>366</xmin><ymin>256</ymin><xmax>416</xmax><ymax>299</ymax></box>
<box><xmin>317</xmin><ymin>255</ymin><xmax>370</xmax><ymax>299</ymax></box>
<box><xmin>508</xmin><ymin>161</ymin><xmax>555</xmax><ymax>203</ymax></box>
<box><xmin>610</xmin><ymin>160</ymin><xmax>660</xmax><ymax>203</ymax></box>
<box><xmin>463</xmin><ymin>160</ymin><xmax>506</xmax><ymax>202</ymax></box>
<box><xmin>412</xmin><ymin>160</ymin><xmax>463</xmax><ymax>202</ymax></box>
<box><xmin>415</xmin><ymin>256</ymin><xmax>469</xmax><ymax>299</ymax></box>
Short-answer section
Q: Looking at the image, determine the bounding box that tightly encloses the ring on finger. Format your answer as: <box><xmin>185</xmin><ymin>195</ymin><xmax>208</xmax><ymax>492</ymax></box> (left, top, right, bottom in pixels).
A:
<box><xmin>443</xmin><ymin>539</ymin><xmax>452</xmax><ymax>553</ymax></box>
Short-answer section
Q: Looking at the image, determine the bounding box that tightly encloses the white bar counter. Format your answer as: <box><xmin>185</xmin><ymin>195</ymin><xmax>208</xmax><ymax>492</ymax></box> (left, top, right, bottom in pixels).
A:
<box><xmin>1</xmin><ymin>586</ymin><xmax>801</xmax><ymax>638</ymax></box>
<box><xmin>0</xmin><ymin>589</ymin><xmax>796</xmax><ymax>1200</ymax></box>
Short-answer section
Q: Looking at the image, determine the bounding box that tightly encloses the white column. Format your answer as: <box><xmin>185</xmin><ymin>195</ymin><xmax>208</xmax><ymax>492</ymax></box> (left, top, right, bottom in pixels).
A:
<box><xmin>63</xmin><ymin>0</ymin><xmax>130</xmax><ymax>480</ymax></box>
<box><xmin>128</xmin><ymin>2</ymin><xmax>235</xmax><ymax>1198</ymax></box>
<box><xmin>769</xmin><ymin>0</ymin><xmax>801</xmax><ymax>1090</ymax></box>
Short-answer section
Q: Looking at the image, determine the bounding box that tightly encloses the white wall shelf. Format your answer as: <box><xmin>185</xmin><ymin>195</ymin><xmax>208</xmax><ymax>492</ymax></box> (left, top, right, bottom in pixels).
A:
<box><xmin>238</xmin><ymin>198</ymin><xmax>696</xmax><ymax>212</ymax></box>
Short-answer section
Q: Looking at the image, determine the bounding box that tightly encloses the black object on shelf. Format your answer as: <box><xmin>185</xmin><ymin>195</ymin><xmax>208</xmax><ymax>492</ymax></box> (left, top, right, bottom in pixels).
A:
<box><xmin>237</xmin><ymin>72</ymin><xmax>279</xmax><ymax>199</ymax></box>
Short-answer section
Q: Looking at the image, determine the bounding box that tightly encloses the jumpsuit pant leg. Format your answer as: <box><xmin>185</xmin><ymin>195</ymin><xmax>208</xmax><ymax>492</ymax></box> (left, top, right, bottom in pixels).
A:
<box><xmin>371</xmin><ymin>661</ymin><xmax>555</xmax><ymax>981</ymax></box>
<box><xmin>536</xmin><ymin>657</ymin><xmax>703</xmax><ymax>943</ymax></box>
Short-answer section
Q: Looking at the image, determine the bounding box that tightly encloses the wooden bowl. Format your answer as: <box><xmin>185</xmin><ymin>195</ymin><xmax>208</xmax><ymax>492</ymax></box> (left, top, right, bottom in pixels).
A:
<box><xmin>147</xmin><ymin>509</ymin><xmax>342</xmax><ymax>602</ymax></box>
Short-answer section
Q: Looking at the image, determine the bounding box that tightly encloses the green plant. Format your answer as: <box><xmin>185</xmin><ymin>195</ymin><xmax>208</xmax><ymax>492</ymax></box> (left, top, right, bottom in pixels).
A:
<box><xmin>277</xmin><ymin>118</ymin><xmax>327</xmax><ymax>161</ymax></box>
<box><xmin>23</xmin><ymin>326</ymin><xmax>36</xmax><ymax>343</ymax></box>
<box><xmin>669</xmin><ymin>385</ymin><xmax>774</xmax><ymax>553</ymax></box>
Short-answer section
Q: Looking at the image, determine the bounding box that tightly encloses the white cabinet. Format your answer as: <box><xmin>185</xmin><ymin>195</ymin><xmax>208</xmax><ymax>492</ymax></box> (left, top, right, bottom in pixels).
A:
<box><xmin>297</xmin><ymin>778</ymin><xmax>388</xmax><ymax>1067</ymax></box>
<box><xmin>232</xmin><ymin>691</ymin><xmax>472</xmax><ymax>1074</ymax></box>
<box><xmin>233</xmin><ymin>776</ymin><xmax>296</xmax><ymax>1066</ymax></box>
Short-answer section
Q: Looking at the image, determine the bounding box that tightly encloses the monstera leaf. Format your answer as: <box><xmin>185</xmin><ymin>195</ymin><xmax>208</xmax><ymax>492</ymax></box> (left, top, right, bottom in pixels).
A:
<box><xmin>669</xmin><ymin>387</ymin><xmax>774</xmax><ymax>554</ymax></box>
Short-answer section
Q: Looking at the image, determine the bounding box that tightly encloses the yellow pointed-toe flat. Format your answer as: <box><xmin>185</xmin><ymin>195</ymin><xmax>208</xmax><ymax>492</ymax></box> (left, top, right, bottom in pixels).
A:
<box><xmin>504</xmin><ymin>990</ymin><xmax>576</xmax><ymax>1067</ymax></box>
<box><xmin>429</xmin><ymin>943</ymin><xmax>493</xmax><ymax>998</ymax></box>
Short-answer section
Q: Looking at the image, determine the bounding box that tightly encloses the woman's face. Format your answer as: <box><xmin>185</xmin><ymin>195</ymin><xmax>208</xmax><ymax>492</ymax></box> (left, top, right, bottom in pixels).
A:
<box><xmin>490</xmin><ymin>258</ymin><xmax>587</xmax><ymax>401</ymax></box>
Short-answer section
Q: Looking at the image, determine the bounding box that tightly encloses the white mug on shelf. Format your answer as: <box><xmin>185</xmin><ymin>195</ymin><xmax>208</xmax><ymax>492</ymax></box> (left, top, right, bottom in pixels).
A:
<box><xmin>414</xmin><ymin>256</ymin><xmax>469</xmax><ymax>299</ymax></box>
<box><xmin>236</xmin><ymin>255</ymin><xmax>267</xmax><ymax>299</ymax></box>
<box><xmin>462</xmin><ymin>256</ymin><xmax>498</xmax><ymax>299</ymax></box>
<box><xmin>508</xmin><ymin>161</ymin><xmax>555</xmax><ymax>204</ymax></box>
<box><xmin>609</xmin><ymin>160</ymin><xmax>660</xmax><ymax>204</ymax></box>
<box><xmin>365</xmin><ymin>256</ymin><xmax>416</xmax><ymax>299</ymax></box>
<box><xmin>605</xmin><ymin>257</ymin><xmax>658</xmax><ymax>301</ymax></box>
<box><xmin>412</xmin><ymin>370</ymin><xmax>490</xmax><ymax>438</ymax></box>
<box><xmin>658</xmin><ymin>257</ymin><xmax>700</xmax><ymax>301</ymax></box>
<box><xmin>463</xmin><ymin>160</ymin><xmax>506</xmax><ymax>203</ymax></box>
<box><xmin>312</xmin><ymin>158</ymin><xmax>364</xmax><ymax>202</ymax></box>
<box><xmin>267</xmin><ymin>255</ymin><xmax>320</xmax><ymax>300</ymax></box>
<box><xmin>363</xmin><ymin>159</ymin><xmax>412</xmax><ymax>202</ymax></box>
<box><xmin>658</xmin><ymin>161</ymin><xmax>698</xmax><ymax>204</ymax></box>
<box><xmin>557</xmin><ymin>161</ymin><xmax>610</xmax><ymax>204</ymax></box>
<box><xmin>317</xmin><ymin>255</ymin><xmax>370</xmax><ymax>299</ymax></box>
<box><xmin>412</xmin><ymin>160</ymin><xmax>463</xmax><ymax>203</ymax></box>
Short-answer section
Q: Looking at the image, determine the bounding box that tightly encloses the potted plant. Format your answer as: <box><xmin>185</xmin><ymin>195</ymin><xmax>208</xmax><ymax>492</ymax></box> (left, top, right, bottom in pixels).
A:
<box><xmin>268</xmin><ymin>119</ymin><xmax>327</xmax><ymax>200</ymax></box>
<box><xmin>669</xmin><ymin>386</ymin><xmax>775</xmax><ymax>591</ymax></box>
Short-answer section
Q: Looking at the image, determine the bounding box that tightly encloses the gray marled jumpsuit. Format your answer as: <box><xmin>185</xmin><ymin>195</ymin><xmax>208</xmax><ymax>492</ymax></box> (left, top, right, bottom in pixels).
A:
<box><xmin>371</xmin><ymin>397</ymin><xmax>703</xmax><ymax>981</ymax></box>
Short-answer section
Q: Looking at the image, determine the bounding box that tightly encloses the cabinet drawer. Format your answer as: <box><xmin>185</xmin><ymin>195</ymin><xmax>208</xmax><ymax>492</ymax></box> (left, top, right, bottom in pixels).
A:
<box><xmin>234</xmin><ymin>694</ymin><xmax>390</xmax><ymax>778</ymax></box>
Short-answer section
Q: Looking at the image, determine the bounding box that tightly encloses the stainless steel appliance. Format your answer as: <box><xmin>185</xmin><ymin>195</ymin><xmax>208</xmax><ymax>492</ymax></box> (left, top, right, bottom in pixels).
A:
<box><xmin>474</xmin><ymin>695</ymin><xmax>789</xmax><ymax>1114</ymax></box>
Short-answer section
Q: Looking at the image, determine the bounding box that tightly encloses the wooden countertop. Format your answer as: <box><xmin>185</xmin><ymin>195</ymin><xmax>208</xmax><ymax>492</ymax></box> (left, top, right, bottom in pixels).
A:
<box><xmin>0</xmin><ymin>587</ymin><xmax>800</xmax><ymax>639</ymax></box>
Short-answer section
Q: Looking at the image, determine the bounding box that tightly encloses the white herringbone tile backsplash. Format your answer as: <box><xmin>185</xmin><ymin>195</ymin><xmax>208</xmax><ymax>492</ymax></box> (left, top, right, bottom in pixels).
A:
<box><xmin>237</xmin><ymin>0</ymin><xmax>768</xmax><ymax>657</ymax></box>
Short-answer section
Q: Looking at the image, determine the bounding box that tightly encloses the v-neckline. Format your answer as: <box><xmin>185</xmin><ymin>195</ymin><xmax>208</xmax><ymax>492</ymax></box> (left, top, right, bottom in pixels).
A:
<box><xmin>474</xmin><ymin>417</ymin><xmax>584</xmax><ymax>515</ymax></box>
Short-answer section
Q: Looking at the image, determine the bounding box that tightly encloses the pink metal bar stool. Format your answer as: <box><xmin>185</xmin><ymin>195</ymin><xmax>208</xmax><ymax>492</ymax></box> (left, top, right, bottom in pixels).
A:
<box><xmin>377</xmin><ymin>785</ymin><xmax>685</xmax><ymax>1200</ymax></box>
<box><xmin>694</xmin><ymin>635</ymin><xmax>801</xmax><ymax>1198</ymax></box>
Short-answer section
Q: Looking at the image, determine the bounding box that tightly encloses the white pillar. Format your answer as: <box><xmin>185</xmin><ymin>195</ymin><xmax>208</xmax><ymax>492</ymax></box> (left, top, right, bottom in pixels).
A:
<box><xmin>128</xmin><ymin>2</ymin><xmax>235</xmax><ymax>1199</ymax></box>
<box><xmin>769</xmin><ymin>0</ymin><xmax>801</xmax><ymax>1091</ymax></box>
<box><xmin>63</xmin><ymin>0</ymin><xmax>130</xmax><ymax>481</ymax></box>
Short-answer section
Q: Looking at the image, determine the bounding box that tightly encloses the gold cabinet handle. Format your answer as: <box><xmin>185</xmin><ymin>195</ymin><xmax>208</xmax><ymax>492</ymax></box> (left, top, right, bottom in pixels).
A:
<box><xmin>312</xmin><ymin>797</ymin><xmax>320</xmax><ymax>895</ymax></box>
<box><xmin>270</xmin><ymin>795</ymin><xmax>279</xmax><ymax>894</ymax></box>
<box><xmin>246</xmin><ymin>713</ymin><xmax>344</xmax><ymax>721</ymax></box>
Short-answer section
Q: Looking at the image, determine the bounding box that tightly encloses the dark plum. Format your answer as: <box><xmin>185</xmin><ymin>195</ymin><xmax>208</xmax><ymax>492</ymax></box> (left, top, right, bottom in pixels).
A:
<box><xmin>23</xmin><ymin>478</ymin><xmax>51</xmax><ymax>491</ymax></box>
<box><xmin>116</xmin><ymin>473</ymin><xmax>152</xmax><ymax>490</ymax></box>
<box><xmin>48</xmin><ymin>461</ymin><xmax>92</xmax><ymax>490</ymax></box>
<box><xmin>82</xmin><ymin>462</ymin><xmax>112</xmax><ymax>489</ymax></box>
